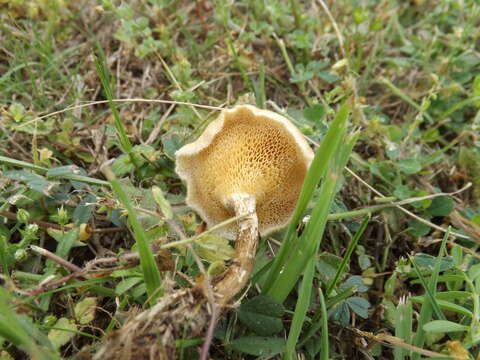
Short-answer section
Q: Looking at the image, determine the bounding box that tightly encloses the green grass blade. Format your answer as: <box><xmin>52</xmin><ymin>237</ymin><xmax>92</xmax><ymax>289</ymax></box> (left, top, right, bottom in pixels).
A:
<box><xmin>410</xmin><ymin>297</ymin><xmax>473</xmax><ymax>318</ymax></box>
<box><xmin>93</xmin><ymin>44</ymin><xmax>133</xmax><ymax>154</ymax></box>
<box><xmin>298</xmin><ymin>286</ymin><xmax>355</xmax><ymax>347</ymax></box>
<box><xmin>394</xmin><ymin>297</ymin><xmax>413</xmax><ymax>360</ymax></box>
<box><xmin>325</xmin><ymin>286</ymin><xmax>356</xmax><ymax>310</ymax></box>
<box><xmin>54</xmin><ymin>174</ymin><xmax>109</xmax><ymax>186</ymax></box>
<box><xmin>102</xmin><ymin>166</ymin><xmax>162</xmax><ymax>304</ymax></box>
<box><xmin>55</xmin><ymin>227</ymin><xmax>79</xmax><ymax>260</ymax></box>
<box><xmin>226</xmin><ymin>37</ymin><xmax>254</xmax><ymax>93</ymax></box>
<box><xmin>409</xmin><ymin>256</ymin><xmax>446</xmax><ymax>321</ymax></box>
<box><xmin>263</xmin><ymin>102</ymin><xmax>350</xmax><ymax>294</ymax></box>
<box><xmin>318</xmin><ymin>288</ymin><xmax>329</xmax><ymax>360</ymax></box>
<box><xmin>326</xmin><ymin>216</ymin><xmax>369</xmax><ymax>295</ymax></box>
<box><xmin>287</xmin><ymin>102</ymin><xmax>350</xmax><ymax>233</ymax></box>
<box><xmin>0</xmin><ymin>155</ymin><xmax>47</xmax><ymax>172</ymax></box>
<box><xmin>266</xmin><ymin>167</ymin><xmax>339</xmax><ymax>302</ymax></box>
<box><xmin>284</xmin><ymin>257</ymin><xmax>315</xmax><ymax>360</ymax></box>
<box><xmin>0</xmin><ymin>155</ymin><xmax>110</xmax><ymax>186</ymax></box>
<box><xmin>0</xmin><ymin>235</ymin><xmax>9</xmax><ymax>277</ymax></box>
<box><xmin>0</xmin><ymin>288</ymin><xmax>59</xmax><ymax>360</ymax></box>
<box><xmin>255</xmin><ymin>62</ymin><xmax>266</xmax><ymax>109</ymax></box>
<box><xmin>411</xmin><ymin>228</ymin><xmax>450</xmax><ymax>359</ymax></box>
<box><xmin>267</xmin><ymin>128</ymin><xmax>357</xmax><ymax>302</ymax></box>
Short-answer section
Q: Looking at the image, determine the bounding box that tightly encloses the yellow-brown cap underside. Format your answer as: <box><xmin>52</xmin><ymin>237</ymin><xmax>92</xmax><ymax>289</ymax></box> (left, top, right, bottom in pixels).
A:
<box><xmin>176</xmin><ymin>106</ymin><xmax>312</xmax><ymax>239</ymax></box>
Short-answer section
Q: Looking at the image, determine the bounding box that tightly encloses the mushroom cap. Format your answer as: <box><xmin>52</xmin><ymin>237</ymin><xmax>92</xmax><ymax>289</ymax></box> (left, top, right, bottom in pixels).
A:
<box><xmin>175</xmin><ymin>105</ymin><xmax>314</xmax><ymax>239</ymax></box>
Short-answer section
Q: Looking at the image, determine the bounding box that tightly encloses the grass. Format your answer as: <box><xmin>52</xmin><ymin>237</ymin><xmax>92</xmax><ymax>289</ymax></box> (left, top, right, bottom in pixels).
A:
<box><xmin>0</xmin><ymin>0</ymin><xmax>480</xmax><ymax>359</ymax></box>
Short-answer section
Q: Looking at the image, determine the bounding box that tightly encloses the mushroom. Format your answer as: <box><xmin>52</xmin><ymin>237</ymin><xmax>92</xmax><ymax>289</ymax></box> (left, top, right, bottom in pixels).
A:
<box><xmin>175</xmin><ymin>104</ymin><xmax>313</xmax><ymax>303</ymax></box>
<box><xmin>94</xmin><ymin>105</ymin><xmax>314</xmax><ymax>360</ymax></box>
<box><xmin>175</xmin><ymin>104</ymin><xmax>314</xmax><ymax>239</ymax></box>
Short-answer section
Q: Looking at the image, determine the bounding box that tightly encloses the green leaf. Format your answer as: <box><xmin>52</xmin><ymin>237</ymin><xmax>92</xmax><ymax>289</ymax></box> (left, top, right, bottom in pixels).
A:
<box><xmin>318</xmin><ymin>71</ymin><xmax>340</xmax><ymax>84</ymax></box>
<box><xmin>422</xmin><ymin>320</ymin><xmax>468</xmax><ymax>333</ymax></box>
<box><xmin>339</xmin><ymin>275</ymin><xmax>369</xmax><ymax>293</ymax></box>
<box><xmin>46</xmin><ymin>165</ymin><xmax>82</xmax><ymax>178</ymax></box>
<box><xmin>396</xmin><ymin>158</ymin><xmax>422</xmax><ymax>174</ymax></box>
<box><xmin>74</xmin><ymin>297</ymin><xmax>97</xmax><ymax>325</ymax></box>
<box><xmin>385</xmin><ymin>141</ymin><xmax>400</xmax><ymax>160</ymax></box>
<box><xmin>357</xmin><ymin>252</ymin><xmax>371</xmax><ymax>270</ymax></box>
<box><xmin>0</xmin><ymin>288</ymin><xmax>58</xmax><ymax>359</ymax></box>
<box><xmin>3</xmin><ymin>170</ymin><xmax>55</xmax><ymax>195</ymax></box>
<box><xmin>152</xmin><ymin>186</ymin><xmax>173</xmax><ymax>219</ymax></box>
<box><xmin>93</xmin><ymin>44</ymin><xmax>132</xmax><ymax>154</ymax></box>
<box><xmin>73</xmin><ymin>194</ymin><xmax>96</xmax><ymax>225</ymax></box>
<box><xmin>303</xmin><ymin>104</ymin><xmax>325</xmax><ymax>122</ymax></box>
<box><xmin>116</xmin><ymin>3</ymin><xmax>134</xmax><ymax>19</ymax></box>
<box><xmin>331</xmin><ymin>301</ymin><xmax>350</xmax><ymax>326</ymax></box>
<box><xmin>111</xmin><ymin>155</ymin><xmax>134</xmax><ymax>177</ymax></box>
<box><xmin>131</xmin><ymin>282</ymin><xmax>147</xmax><ymax>299</ymax></box>
<box><xmin>426</xmin><ymin>197</ymin><xmax>455</xmax><ymax>217</ymax></box>
<box><xmin>207</xmin><ymin>261</ymin><xmax>225</xmax><ymax>277</ymax></box>
<box><xmin>163</xmin><ymin>134</ymin><xmax>183</xmax><ymax>159</ymax></box>
<box><xmin>411</xmin><ymin>297</ymin><xmax>472</xmax><ymax>318</ymax></box>
<box><xmin>392</xmin><ymin>185</ymin><xmax>412</xmax><ymax>200</ymax></box>
<box><xmin>413</xmin><ymin>253</ymin><xmax>455</xmax><ymax>272</ymax></box>
<box><xmin>51</xmin><ymin>228</ymin><xmax>80</xmax><ymax>260</ymax></box>
<box><xmin>9</xmin><ymin>102</ymin><xmax>25</xmax><ymax>122</ymax></box>
<box><xmin>353</xmin><ymin>7</ymin><xmax>369</xmax><ymax>23</ymax></box>
<box><xmin>115</xmin><ymin>276</ymin><xmax>143</xmax><ymax>295</ymax></box>
<box><xmin>316</xmin><ymin>253</ymin><xmax>344</xmax><ymax>284</ymax></box>
<box><xmin>194</xmin><ymin>234</ymin><xmax>235</xmax><ymax>263</ymax></box>
<box><xmin>386</xmin><ymin>125</ymin><xmax>403</xmax><ymax>142</ymax></box>
<box><xmin>48</xmin><ymin>318</ymin><xmax>77</xmax><ymax>350</ymax></box>
<box><xmin>346</xmin><ymin>296</ymin><xmax>370</xmax><ymax>318</ymax></box>
<box><xmin>415</xmin><ymin>291</ymin><xmax>472</xmax><ymax>300</ymax></box>
<box><xmin>408</xmin><ymin>218</ymin><xmax>431</xmax><ymax>237</ymax></box>
<box><xmin>13</xmin><ymin>117</ymin><xmax>55</xmax><ymax>135</ymax></box>
<box><xmin>468</xmin><ymin>263</ymin><xmax>480</xmax><ymax>282</ymax></box>
<box><xmin>230</xmin><ymin>336</ymin><xmax>285</xmax><ymax>356</ymax></box>
<box><xmin>422</xmin><ymin>128</ymin><xmax>440</xmax><ymax>143</ymax></box>
<box><xmin>237</xmin><ymin>296</ymin><xmax>284</xmax><ymax>336</ymax></box>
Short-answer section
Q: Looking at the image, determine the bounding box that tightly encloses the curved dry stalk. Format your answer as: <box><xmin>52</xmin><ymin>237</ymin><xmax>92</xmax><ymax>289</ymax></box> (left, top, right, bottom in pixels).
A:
<box><xmin>93</xmin><ymin>194</ymin><xmax>259</xmax><ymax>360</ymax></box>
<box><xmin>215</xmin><ymin>193</ymin><xmax>258</xmax><ymax>305</ymax></box>
<box><xmin>18</xmin><ymin>98</ymin><xmax>224</xmax><ymax>130</ymax></box>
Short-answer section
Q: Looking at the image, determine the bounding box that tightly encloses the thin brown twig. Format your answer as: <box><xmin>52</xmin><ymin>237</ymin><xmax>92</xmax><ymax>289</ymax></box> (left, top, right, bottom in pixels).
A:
<box><xmin>1</xmin><ymin>211</ymin><xmax>65</xmax><ymax>230</ymax></box>
<box><xmin>92</xmin><ymin>227</ymin><xmax>125</xmax><ymax>234</ymax></box>
<box><xmin>316</xmin><ymin>0</ymin><xmax>345</xmax><ymax>59</ymax></box>
<box><xmin>27</xmin><ymin>269</ymin><xmax>87</xmax><ymax>296</ymax></box>
<box><xmin>26</xmin><ymin>245</ymin><xmax>166</xmax><ymax>296</ymax></box>
<box><xmin>30</xmin><ymin>245</ymin><xmax>82</xmax><ymax>272</ymax></box>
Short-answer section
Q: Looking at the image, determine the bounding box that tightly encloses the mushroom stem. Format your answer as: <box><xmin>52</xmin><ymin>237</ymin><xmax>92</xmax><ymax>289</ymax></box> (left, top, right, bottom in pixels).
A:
<box><xmin>214</xmin><ymin>193</ymin><xmax>259</xmax><ymax>305</ymax></box>
<box><xmin>92</xmin><ymin>193</ymin><xmax>260</xmax><ymax>360</ymax></box>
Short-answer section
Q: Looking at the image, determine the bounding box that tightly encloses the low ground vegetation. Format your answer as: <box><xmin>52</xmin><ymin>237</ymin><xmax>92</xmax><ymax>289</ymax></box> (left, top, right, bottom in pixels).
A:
<box><xmin>0</xmin><ymin>0</ymin><xmax>479</xmax><ymax>359</ymax></box>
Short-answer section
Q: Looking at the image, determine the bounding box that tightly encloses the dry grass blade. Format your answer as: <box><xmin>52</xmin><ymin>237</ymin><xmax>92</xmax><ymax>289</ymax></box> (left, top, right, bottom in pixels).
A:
<box><xmin>350</xmin><ymin>328</ymin><xmax>460</xmax><ymax>359</ymax></box>
<box><xmin>17</xmin><ymin>98</ymin><xmax>224</xmax><ymax>129</ymax></box>
<box><xmin>345</xmin><ymin>167</ymin><xmax>471</xmax><ymax>240</ymax></box>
